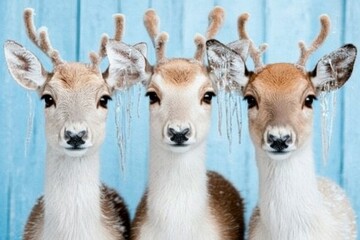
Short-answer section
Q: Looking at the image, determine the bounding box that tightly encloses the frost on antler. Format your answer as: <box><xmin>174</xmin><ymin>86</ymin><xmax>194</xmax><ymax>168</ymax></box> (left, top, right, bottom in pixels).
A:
<box><xmin>194</xmin><ymin>6</ymin><xmax>225</xmax><ymax>61</ymax></box>
<box><xmin>237</xmin><ymin>13</ymin><xmax>268</xmax><ymax>72</ymax></box>
<box><xmin>297</xmin><ymin>15</ymin><xmax>331</xmax><ymax>67</ymax></box>
<box><xmin>24</xmin><ymin>8</ymin><xmax>64</xmax><ymax>66</ymax></box>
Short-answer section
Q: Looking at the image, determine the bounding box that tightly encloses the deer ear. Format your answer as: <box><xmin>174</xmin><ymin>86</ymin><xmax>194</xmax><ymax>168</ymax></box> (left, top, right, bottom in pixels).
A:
<box><xmin>133</xmin><ymin>42</ymin><xmax>148</xmax><ymax>58</ymax></box>
<box><xmin>4</xmin><ymin>40</ymin><xmax>47</xmax><ymax>91</ymax></box>
<box><xmin>206</xmin><ymin>39</ymin><xmax>249</xmax><ymax>93</ymax></box>
<box><xmin>106</xmin><ymin>40</ymin><xmax>152</xmax><ymax>90</ymax></box>
<box><xmin>226</xmin><ymin>39</ymin><xmax>250</xmax><ymax>62</ymax></box>
<box><xmin>311</xmin><ymin>44</ymin><xmax>357</xmax><ymax>92</ymax></box>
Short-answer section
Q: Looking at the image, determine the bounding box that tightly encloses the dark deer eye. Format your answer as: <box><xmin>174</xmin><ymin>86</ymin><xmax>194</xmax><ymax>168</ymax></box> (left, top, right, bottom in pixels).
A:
<box><xmin>98</xmin><ymin>95</ymin><xmax>112</xmax><ymax>109</ymax></box>
<box><xmin>41</xmin><ymin>94</ymin><xmax>56</xmax><ymax>108</ymax></box>
<box><xmin>145</xmin><ymin>91</ymin><xmax>160</xmax><ymax>105</ymax></box>
<box><xmin>244</xmin><ymin>95</ymin><xmax>258</xmax><ymax>109</ymax></box>
<box><xmin>304</xmin><ymin>95</ymin><xmax>317</xmax><ymax>108</ymax></box>
<box><xmin>202</xmin><ymin>91</ymin><xmax>216</xmax><ymax>104</ymax></box>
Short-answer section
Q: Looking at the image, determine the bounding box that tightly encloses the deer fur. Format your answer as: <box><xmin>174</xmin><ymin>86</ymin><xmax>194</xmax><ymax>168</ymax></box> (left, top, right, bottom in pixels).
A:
<box><xmin>206</xmin><ymin>13</ymin><xmax>357</xmax><ymax>240</ymax></box>
<box><xmin>106</xmin><ymin>7</ymin><xmax>245</xmax><ymax>240</ymax></box>
<box><xmin>3</xmin><ymin>8</ymin><xmax>145</xmax><ymax>240</ymax></box>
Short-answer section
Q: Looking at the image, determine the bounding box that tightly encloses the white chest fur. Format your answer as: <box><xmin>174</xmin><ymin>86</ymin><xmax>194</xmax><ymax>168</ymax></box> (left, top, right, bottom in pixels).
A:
<box><xmin>42</xmin><ymin>151</ymin><xmax>112</xmax><ymax>240</ymax></box>
<box><xmin>138</xmin><ymin>144</ymin><xmax>221</xmax><ymax>240</ymax></box>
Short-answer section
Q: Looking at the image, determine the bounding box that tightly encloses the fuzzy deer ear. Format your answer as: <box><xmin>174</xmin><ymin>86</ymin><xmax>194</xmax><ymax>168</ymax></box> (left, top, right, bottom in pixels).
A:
<box><xmin>133</xmin><ymin>42</ymin><xmax>148</xmax><ymax>58</ymax></box>
<box><xmin>311</xmin><ymin>44</ymin><xmax>357</xmax><ymax>92</ymax></box>
<box><xmin>227</xmin><ymin>39</ymin><xmax>250</xmax><ymax>62</ymax></box>
<box><xmin>206</xmin><ymin>39</ymin><xmax>249</xmax><ymax>93</ymax></box>
<box><xmin>106</xmin><ymin>40</ymin><xmax>152</xmax><ymax>90</ymax></box>
<box><xmin>4</xmin><ymin>40</ymin><xmax>47</xmax><ymax>91</ymax></box>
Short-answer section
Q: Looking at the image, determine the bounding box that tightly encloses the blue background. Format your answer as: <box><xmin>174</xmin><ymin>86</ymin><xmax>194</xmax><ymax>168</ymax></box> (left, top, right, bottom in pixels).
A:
<box><xmin>0</xmin><ymin>0</ymin><xmax>359</xmax><ymax>239</ymax></box>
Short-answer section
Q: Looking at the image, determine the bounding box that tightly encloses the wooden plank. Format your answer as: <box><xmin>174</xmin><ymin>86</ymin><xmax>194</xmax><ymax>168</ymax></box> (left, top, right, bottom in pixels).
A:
<box><xmin>342</xmin><ymin>0</ymin><xmax>360</xmax><ymax>232</ymax></box>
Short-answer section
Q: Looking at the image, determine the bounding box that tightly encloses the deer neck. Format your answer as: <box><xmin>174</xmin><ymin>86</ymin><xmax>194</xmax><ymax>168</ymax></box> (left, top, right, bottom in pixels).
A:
<box><xmin>147</xmin><ymin>141</ymin><xmax>211</xmax><ymax>234</ymax></box>
<box><xmin>43</xmin><ymin>147</ymin><xmax>105</xmax><ymax>239</ymax></box>
<box><xmin>255</xmin><ymin>139</ymin><xmax>326</xmax><ymax>238</ymax></box>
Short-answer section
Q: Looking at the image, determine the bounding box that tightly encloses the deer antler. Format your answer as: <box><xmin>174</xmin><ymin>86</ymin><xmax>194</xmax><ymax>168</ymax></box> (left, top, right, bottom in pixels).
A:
<box><xmin>89</xmin><ymin>14</ymin><xmax>125</xmax><ymax>67</ymax></box>
<box><xmin>238</xmin><ymin>13</ymin><xmax>268</xmax><ymax>72</ymax></box>
<box><xmin>194</xmin><ymin>6</ymin><xmax>225</xmax><ymax>61</ymax></box>
<box><xmin>297</xmin><ymin>15</ymin><xmax>330</xmax><ymax>67</ymax></box>
<box><xmin>144</xmin><ymin>9</ymin><xmax>169</xmax><ymax>63</ymax></box>
<box><xmin>24</xmin><ymin>8</ymin><xmax>64</xmax><ymax>66</ymax></box>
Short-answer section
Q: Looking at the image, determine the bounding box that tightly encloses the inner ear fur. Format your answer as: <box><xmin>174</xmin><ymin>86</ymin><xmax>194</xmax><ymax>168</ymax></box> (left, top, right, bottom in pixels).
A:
<box><xmin>4</xmin><ymin>40</ymin><xmax>48</xmax><ymax>91</ymax></box>
<box><xmin>311</xmin><ymin>44</ymin><xmax>357</xmax><ymax>92</ymax></box>
<box><xmin>106</xmin><ymin>40</ymin><xmax>152</xmax><ymax>90</ymax></box>
<box><xmin>206</xmin><ymin>39</ymin><xmax>250</xmax><ymax>93</ymax></box>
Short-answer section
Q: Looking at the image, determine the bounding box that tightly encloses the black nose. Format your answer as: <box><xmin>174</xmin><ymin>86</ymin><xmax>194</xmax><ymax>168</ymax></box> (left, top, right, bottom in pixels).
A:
<box><xmin>267</xmin><ymin>134</ymin><xmax>291</xmax><ymax>152</ymax></box>
<box><xmin>65</xmin><ymin>130</ymin><xmax>87</xmax><ymax>148</ymax></box>
<box><xmin>168</xmin><ymin>128</ymin><xmax>190</xmax><ymax>145</ymax></box>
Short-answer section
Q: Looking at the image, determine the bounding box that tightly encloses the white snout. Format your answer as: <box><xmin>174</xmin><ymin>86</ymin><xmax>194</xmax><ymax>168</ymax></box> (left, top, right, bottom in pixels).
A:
<box><xmin>59</xmin><ymin>122</ymin><xmax>93</xmax><ymax>157</ymax></box>
<box><xmin>163</xmin><ymin>121</ymin><xmax>196</xmax><ymax>151</ymax></box>
<box><xmin>263</xmin><ymin>125</ymin><xmax>297</xmax><ymax>160</ymax></box>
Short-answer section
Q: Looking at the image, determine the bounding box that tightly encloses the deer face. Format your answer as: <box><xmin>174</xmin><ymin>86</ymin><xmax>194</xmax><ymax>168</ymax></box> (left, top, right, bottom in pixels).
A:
<box><xmin>207</xmin><ymin>40</ymin><xmax>357</xmax><ymax>161</ymax></box>
<box><xmin>243</xmin><ymin>64</ymin><xmax>316</xmax><ymax>160</ymax></box>
<box><xmin>4</xmin><ymin>41</ymin><xmax>134</xmax><ymax>158</ymax></box>
<box><xmin>39</xmin><ymin>63</ymin><xmax>111</xmax><ymax>157</ymax></box>
<box><xmin>146</xmin><ymin>59</ymin><xmax>215</xmax><ymax>153</ymax></box>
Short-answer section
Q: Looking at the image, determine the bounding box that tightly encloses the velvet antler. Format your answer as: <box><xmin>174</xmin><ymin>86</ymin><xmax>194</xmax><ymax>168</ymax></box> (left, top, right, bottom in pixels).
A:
<box><xmin>144</xmin><ymin>9</ymin><xmax>169</xmax><ymax>63</ymax></box>
<box><xmin>89</xmin><ymin>14</ymin><xmax>126</xmax><ymax>68</ymax></box>
<box><xmin>238</xmin><ymin>13</ymin><xmax>268</xmax><ymax>72</ymax></box>
<box><xmin>24</xmin><ymin>8</ymin><xmax>64</xmax><ymax>66</ymax></box>
<box><xmin>297</xmin><ymin>15</ymin><xmax>330</xmax><ymax>67</ymax></box>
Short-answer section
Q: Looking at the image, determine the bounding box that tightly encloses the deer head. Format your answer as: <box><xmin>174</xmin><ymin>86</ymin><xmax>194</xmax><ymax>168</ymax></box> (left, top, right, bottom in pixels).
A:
<box><xmin>4</xmin><ymin>8</ymin><xmax>143</xmax><ymax>158</ymax></box>
<box><xmin>106</xmin><ymin>7</ymin><xmax>225</xmax><ymax>153</ymax></box>
<box><xmin>207</xmin><ymin>13</ymin><xmax>357</xmax><ymax>161</ymax></box>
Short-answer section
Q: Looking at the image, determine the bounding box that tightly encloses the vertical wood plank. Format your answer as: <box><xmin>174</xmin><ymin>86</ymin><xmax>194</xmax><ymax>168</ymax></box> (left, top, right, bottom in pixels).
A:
<box><xmin>343</xmin><ymin>0</ymin><xmax>360</xmax><ymax>233</ymax></box>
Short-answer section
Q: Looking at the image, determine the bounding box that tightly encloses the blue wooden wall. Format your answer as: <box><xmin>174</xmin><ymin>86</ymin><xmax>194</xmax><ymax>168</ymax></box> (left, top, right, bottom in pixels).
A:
<box><xmin>0</xmin><ymin>0</ymin><xmax>359</xmax><ymax>239</ymax></box>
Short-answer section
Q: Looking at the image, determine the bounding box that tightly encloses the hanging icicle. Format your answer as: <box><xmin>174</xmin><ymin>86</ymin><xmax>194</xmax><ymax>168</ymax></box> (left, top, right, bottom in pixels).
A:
<box><xmin>319</xmin><ymin>83</ymin><xmax>337</xmax><ymax>165</ymax></box>
<box><xmin>114</xmin><ymin>79</ymin><xmax>144</xmax><ymax>175</ymax></box>
<box><xmin>209</xmin><ymin>53</ymin><xmax>243</xmax><ymax>150</ymax></box>
<box><xmin>25</xmin><ymin>92</ymin><xmax>35</xmax><ymax>157</ymax></box>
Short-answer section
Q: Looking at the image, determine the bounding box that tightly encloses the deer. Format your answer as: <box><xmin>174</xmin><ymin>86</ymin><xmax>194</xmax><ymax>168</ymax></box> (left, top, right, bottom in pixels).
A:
<box><xmin>206</xmin><ymin>12</ymin><xmax>357</xmax><ymax>240</ymax></box>
<box><xmin>3</xmin><ymin>8</ymin><xmax>145</xmax><ymax>240</ymax></box>
<box><xmin>104</xmin><ymin>6</ymin><xmax>245</xmax><ymax>240</ymax></box>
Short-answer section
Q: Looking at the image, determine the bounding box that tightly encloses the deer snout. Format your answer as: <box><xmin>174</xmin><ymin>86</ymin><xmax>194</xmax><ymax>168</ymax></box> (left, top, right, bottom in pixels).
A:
<box><xmin>60</xmin><ymin>123</ymin><xmax>92</xmax><ymax>150</ymax></box>
<box><xmin>264</xmin><ymin>126</ymin><xmax>296</xmax><ymax>153</ymax></box>
<box><xmin>165</xmin><ymin>122</ymin><xmax>194</xmax><ymax>146</ymax></box>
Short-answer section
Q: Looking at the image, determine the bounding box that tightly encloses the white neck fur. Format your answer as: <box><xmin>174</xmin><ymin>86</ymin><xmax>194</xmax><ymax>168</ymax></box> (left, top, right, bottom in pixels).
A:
<box><xmin>256</xmin><ymin>140</ymin><xmax>330</xmax><ymax>239</ymax></box>
<box><xmin>42</xmin><ymin>147</ymin><xmax>108</xmax><ymax>240</ymax></box>
<box><xmin>144</xmin><ymin>142</ymin><xmax>219</xmax><ymax>240</ymax></box>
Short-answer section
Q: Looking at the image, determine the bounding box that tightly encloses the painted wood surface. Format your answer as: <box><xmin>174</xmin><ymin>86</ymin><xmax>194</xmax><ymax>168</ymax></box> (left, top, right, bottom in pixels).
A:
<box><xmin>0</xmin><ymin>0</ymin><xmax>359</xmax><ymax>239</ymax></box>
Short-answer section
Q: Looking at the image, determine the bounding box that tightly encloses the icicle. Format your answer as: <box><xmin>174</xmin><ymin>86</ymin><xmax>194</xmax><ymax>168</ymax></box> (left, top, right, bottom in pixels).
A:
<box><xmin>319</xmin><ymin>84</ymin><xmax>337</xmax><ymax>165</ymax></box>
<box><xmin>115</xmin><ymin>92</ymin><xmax>126</xmax><ymax>174</ymax></box>
<box><xmin>209</xmin><ymin>52</ymin><xmax>243</xmax><ymax>150</ymax></box>
<box><xmin>235</xmin><ymin>95</ymin><xmax>242</xmax><ymax>144</ymax></box>
<box><xmin>136</xmin><ymin>84</ymin><xmax>142</xmax><ymax>118</ymax></box>
<box><xmin>24</xmin><ymin>92</ymin><xmax>35</xmax><ymax>157</ymax></box>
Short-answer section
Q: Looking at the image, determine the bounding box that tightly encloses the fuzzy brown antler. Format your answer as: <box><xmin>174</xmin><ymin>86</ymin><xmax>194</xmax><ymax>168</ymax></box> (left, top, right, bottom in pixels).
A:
<box><xmin>90</xmin><ymin>14</ymin><xmax>125</xmax><ymax>67</ymax></box>
<box><xmin>144</xmin><ymin>9</ymin><xmax>169</xmax><ymax>63</ymax></box>
<box><xmin>194</xmin><ymin>6</ymin><xmax>225</xmax><ymax>61</ymax></box>
<box><xmin>297</xmin><ymin>15</ymin><xmax>330</xmax><ymax>67</ymax></box>
<box><xmin>24</xmin><ymin>8</ymin><xmax>64</xmax><ymax>66</ymax></box>
<box><xmin>238</xmin><ymin>13</ymin><xmax>268</xmax><ymax>72</ymax></box>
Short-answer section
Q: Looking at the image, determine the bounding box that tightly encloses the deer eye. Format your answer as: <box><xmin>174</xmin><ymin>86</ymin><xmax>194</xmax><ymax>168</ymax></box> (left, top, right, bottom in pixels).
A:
<box><xmin>41</xmin><ymin>94</ymin><xmax>56</xmax><ymax>108</ymax></box>
<box><xmin>202</xmin><ymin>91</ymin><xmax>216</xmax><ymax>105</ymax></box>
<box><xmin>304</xmin><ymin>95</ymin><xmax>317</xmax><ymax>108</ymax></box>
<box><xmin>243</xmin><ymin>95</ymin><xmax>258</xmax><ymax>109</ymax></box>
<box><xmin>145</xmin><ymin>91</ymin><xmax>160</xmax><ymax>105</ymax></box>
<box><xmin>98</xmin><ymin>95</ymin><xmax>112</xmax><ymax>109</ymax></box>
